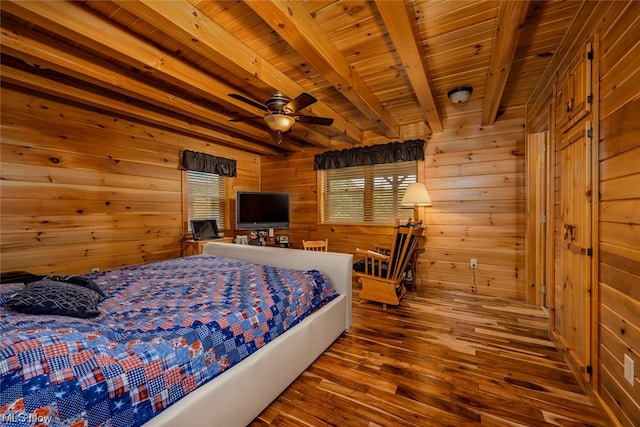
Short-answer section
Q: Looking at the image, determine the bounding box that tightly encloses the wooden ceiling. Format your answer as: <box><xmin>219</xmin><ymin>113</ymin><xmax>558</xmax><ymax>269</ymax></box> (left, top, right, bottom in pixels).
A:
<box><xmin>1</xmin><ymin>0</ymin><xmax>582</xmax><ymax>155</ymax></box>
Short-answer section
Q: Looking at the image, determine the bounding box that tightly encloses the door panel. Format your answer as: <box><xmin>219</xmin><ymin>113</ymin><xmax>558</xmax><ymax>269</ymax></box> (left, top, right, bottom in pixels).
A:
<box><xmin>557</xmin><ymin>43</ymin><xmax>592</xmax><ymax>130</ymax></box>
<box><xmin>559</xmin><ymin>122</ymin><xmax>592</xmax><ymax>382</ymax></box>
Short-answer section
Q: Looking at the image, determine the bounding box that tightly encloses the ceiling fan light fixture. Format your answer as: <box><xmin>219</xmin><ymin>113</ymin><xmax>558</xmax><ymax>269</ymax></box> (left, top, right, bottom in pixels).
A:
<box><xmin>264</xmin><ymin>113</ymin><xmax>295</xmax><ymax>132</ymax></box>
<box><xmin>448</xmin><ymin>86</ymin><xmax>473</xmax><ymax>104</ymax></box>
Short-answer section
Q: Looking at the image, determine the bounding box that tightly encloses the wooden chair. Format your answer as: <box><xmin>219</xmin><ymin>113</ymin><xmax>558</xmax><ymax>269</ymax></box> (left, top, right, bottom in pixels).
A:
<box><xmin>353</xmin><ymin>221</ymin><xmax>424</xmax><ymax>309</ymax></box>
<box><xmin>302</xmin><ymin>239</ymin><xmax>328</xmax><ymax>252</ymax></box>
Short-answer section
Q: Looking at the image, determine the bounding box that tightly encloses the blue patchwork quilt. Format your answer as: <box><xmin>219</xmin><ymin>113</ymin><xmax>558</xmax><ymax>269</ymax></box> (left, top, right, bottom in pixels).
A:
<box><xmin>0</xmin><ymin>255</ymin><xmax>337</xmax><ymax>426</ymax></box>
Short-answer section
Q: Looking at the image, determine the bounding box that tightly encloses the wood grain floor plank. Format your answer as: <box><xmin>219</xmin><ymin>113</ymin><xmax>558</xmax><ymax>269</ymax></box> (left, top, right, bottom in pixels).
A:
<box><xmin>250</xmin><ymin>288</ymin><xmax>608</xmax><ymax>426</ymax></box>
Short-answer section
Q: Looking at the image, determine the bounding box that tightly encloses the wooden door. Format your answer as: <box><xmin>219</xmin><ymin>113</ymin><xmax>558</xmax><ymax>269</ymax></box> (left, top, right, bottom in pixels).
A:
<box><xmin>526</xmin><ymin>132</ymin><xmax>548</xmax><ymax>306</ymax></box>
<box><xmin>558</xmin><ymin>122</ymin><xmax>592</xmax><ymax>382</ymax></box>
<box><xmin>535</xmin><ymin>134</ymin><xmax>548</xmax><ymax>307</ymax></box>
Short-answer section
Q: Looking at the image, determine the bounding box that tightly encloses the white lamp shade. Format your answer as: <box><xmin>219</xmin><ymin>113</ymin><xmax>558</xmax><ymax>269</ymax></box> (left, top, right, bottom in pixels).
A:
<box><xmin>264</xmin><ymin>113</ymin><xmax>295</xmax><ymax>132</ymax></box>
<box><xmin>401</xmin><ymin>182</ymin><xmax>432</xmax><ymax>207</ymax></box>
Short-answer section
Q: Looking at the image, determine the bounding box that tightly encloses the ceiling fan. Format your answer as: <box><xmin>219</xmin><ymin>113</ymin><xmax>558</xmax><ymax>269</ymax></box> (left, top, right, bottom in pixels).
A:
<box><xmin>229</xmin><ymin>92</ymin><xmax>334</xmax><ymax>143</ymax></box>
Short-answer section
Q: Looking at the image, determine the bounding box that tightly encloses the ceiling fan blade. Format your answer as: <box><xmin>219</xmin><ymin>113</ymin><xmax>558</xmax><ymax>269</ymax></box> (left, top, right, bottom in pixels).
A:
<box><xmin>228</xmin><ymin>93</ymin><xmax>269</xmax><ymax>112</ymax></box>
<box><xmin>229</xmin><ymin>116</ymin><xmax>262</xmax><ymax>122</ymax></box>
<box><xmin>295</xmin><ymin>114</ymin><xmax>334</xmax><ymax>126</ymax></box>
<box><xmin>283</xmin><ymin>93</ymin><xmax>317</xmax><ymax>114</ymax></box>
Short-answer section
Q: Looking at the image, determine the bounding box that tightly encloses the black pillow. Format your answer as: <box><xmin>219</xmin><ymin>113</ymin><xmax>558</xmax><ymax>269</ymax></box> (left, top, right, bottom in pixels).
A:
<box><xmin>24</xmin><ymin>274</ymin><xmax>106</xmax><ymax>299</ymax></box>
<box><xmin>6</xmin><ymin>280</ymin><xmax>102</xmax><ymax>318</ymax></box>
<box><xmin>0</xmin><ymin>271</ymin><xmax>41</xmax><ymax>284</ymax></box>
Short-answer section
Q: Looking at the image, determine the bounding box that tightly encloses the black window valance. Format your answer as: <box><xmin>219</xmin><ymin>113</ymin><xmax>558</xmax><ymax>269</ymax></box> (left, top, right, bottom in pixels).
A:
<box><xmin>181</xmin><ymin>150</ymin><xmax>237</xmax><ymax>177</ymax></box>
<box><xmin>314</xmin><ymin>139</ymin><xmax>425</xmax><ymax>170</ymax></box>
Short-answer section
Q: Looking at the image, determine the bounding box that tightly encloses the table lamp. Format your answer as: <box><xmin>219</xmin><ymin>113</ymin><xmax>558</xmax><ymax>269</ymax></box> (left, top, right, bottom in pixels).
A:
<box><xmin>401</xmin><ymin>182</ymin><xmax>432</xmax><ymax>222</ymax></box>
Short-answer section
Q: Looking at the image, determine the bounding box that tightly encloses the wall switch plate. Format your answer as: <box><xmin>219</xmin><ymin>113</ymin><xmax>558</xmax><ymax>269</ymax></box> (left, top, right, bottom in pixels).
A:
<box><xmin>624</xmin><ymin>354</ymin><xmax>635</xmax><ymax>386</ymax></box>
<box><xmin>470</xmin><ymin>259</ymin><xmax>478</xmax><ymax>268</ymax></box>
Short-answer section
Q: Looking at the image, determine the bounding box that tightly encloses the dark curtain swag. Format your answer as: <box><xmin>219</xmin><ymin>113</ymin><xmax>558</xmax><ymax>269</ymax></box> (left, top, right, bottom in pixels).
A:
<box><xmin>181</xmin><ymin>150</ymin><xmax>237</xmax><ymax>177</ymax></box>
<box><xmin>313</xmin><ymin>139</ymin><xmax>425</xmax><ymax>170</ymax></box>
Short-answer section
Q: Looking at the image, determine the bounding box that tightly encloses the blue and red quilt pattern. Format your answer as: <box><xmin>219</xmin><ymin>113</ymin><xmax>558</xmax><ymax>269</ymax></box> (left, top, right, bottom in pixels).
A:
<box><xmin>0</xmin><ymin>255</ymin><xmax>337</xmax><ymax>426</ymax></box>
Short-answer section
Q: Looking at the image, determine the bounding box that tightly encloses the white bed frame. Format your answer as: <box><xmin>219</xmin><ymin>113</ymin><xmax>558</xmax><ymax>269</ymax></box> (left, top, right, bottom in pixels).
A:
<box><xmin>144</xmin><ymin>242</ymin><xmax>353</xmax><ymax>427</ymax></box>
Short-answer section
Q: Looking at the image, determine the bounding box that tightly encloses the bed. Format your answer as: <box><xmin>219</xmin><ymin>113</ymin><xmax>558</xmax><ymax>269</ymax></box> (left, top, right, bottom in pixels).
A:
<box><xmin>0</xmin><ymin>242</ymin><xmax>353</xmax><ymax>426</ymax></box>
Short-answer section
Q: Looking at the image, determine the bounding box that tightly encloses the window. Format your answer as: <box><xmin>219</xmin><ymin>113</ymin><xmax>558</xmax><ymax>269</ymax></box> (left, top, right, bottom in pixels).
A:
<box><xmin>320</xmin><ymin>161</ymin><xmax>416</xmax><ymax>224</ymax></box>
<box><xmin>186</xmin><ymin>170</ymin><xmax>226</xmax><ymax>230</ymax></box>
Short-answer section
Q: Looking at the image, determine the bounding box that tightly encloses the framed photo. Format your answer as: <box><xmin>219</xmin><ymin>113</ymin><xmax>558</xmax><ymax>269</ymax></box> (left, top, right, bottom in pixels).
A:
<box><xmin>276</xmin><ymin>235</ymin><xmax>289</xmax><ymax>244</ymax></box>
<box><xmin>249</xmin><ymin>230</ymin><xmax>268</xmax><ymax>246</ymax></box>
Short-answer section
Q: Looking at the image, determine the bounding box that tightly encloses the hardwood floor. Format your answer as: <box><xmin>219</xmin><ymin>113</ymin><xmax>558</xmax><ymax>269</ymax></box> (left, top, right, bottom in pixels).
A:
<box><xmin>250</xmin><ymin>286</ymin><xmax>608</xmax><ymax>426</ymax></box>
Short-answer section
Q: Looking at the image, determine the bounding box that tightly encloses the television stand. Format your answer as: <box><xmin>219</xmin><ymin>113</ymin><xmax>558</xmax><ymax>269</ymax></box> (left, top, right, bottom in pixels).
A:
<box><xmin>267</xmin><ymin>241</ymin><xmax>290</xmax><ymax>249</ymax></box>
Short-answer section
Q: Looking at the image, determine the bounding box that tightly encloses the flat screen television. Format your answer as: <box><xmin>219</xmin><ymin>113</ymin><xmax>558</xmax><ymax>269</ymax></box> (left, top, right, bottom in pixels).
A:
<box><xmin>190</xmin><ymin>219</ymin><xmax>219</xmax><ymax>241</ymax></box>
<box><xmin>235</xmin><ymin>191</ymin><xmax>290</xmax><ymax>230</ymax></box>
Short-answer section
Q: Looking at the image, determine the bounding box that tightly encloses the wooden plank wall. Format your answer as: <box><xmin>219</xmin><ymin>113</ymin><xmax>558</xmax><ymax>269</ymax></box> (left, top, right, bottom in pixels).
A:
<box><xmin>597</xmin><ymin>2</ymin><xmax>640</xmax><ymax>424</ymax></box>
<box><xmin>0</xmin><ymin>85</ymin><xmax>261</xmax><ymax>275</ymax></box>
<box><xmin>526</xmin><ymin>2</ymin><xmax>640</xmax><ymax>426</ymax></box>
<box><xmin>262</xmin><ymin>111</ymin><xmax>527</xmax><ymax>301</ymax></box>
<box><xmin>421</xmin><ymin>112</ymin><xmax>526</xmax><ymax>300</ymax></box>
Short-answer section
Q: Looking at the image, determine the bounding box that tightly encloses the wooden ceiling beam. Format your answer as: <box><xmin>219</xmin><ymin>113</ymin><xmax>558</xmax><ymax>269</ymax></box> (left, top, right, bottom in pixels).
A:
<box><xmin>112</xmin><ymin>0</ymin><xmax>359</xmax><ymax>145</ymax></box>
<box><xmin>0</xmin><ymin>63</ymin><xmax>280</xmax><ymax>156</ymax></box>
<box><xmin>375</xmin><ymin>0</ymin><xmax>443</xmax><ymax>133</ymax></box>
<box><xmin>245</xmin><ymin>0</ymin><xmax>400</xmax><ymax>139</ymax></box>
<box><xmin>481</xmin><ymin>0</ymin><xmax>530</xmax><ymax>126</ymax></box>
<box><xmin>0</xmin><ymin>0</ymin><xmax>328</xmax><ymax>149</ymax></box>
<box><xmin>0</xmin><ymin>19</ymin><xmax>303</xmax><ymax>152</ymax></box>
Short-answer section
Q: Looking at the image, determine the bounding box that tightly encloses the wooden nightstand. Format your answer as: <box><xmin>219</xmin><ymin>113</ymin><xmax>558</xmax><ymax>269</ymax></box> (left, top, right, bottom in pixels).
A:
<box><xmin>183</xmin><ymin>237</ymin><xmax>234</xmax><ymax>256</ymax></box>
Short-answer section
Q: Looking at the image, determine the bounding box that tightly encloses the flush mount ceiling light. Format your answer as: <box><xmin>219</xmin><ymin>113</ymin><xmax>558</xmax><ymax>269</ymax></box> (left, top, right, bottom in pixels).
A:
<box><xmin>448</xmin><ymin>86</ymin><xmax>473</xmax><ymax>104</ymax></box>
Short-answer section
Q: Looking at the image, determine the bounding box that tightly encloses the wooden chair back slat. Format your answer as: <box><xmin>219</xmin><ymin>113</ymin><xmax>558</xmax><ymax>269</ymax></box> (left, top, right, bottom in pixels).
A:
<box><xmin>385</xmin><ymin>225</ymin><xmax>422</xmax><ymax>280</ymax></box>
<box><xmin>302</xmin><ymin>239</ymin><xmax>328</xmax><ymax>252</ymax></box>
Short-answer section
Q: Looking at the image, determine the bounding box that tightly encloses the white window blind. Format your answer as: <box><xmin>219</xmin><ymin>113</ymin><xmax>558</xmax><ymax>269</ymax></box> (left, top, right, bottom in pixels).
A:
<box><xmin>320</xmin><ymin>162</ymin><xmax>416</xmax><ymax>224</ymax></box>
<box><xmin>187</xmin><ymin>170</ymin><xmax>226</xmax><ymax>230</ymax></box>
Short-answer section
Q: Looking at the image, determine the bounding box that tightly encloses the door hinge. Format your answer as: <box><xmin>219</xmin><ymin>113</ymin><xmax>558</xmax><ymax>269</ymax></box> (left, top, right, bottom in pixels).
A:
<box><xmin>541</xmin><ymin>285</ymin><xmax>546</xmax><ymax>295</ymax></box>
<box><xmin>587</xmin><ymin>94</ymin><xmax>593</xmax><ymax>104</ymax></box>
<box><xmin>540</xmin><ymin>214</ymin><xmax>547</xmax><ymax>224</ymax></box>
<box><xmin>587</xmin><ymin>48</ymin><xmax>594</xmax><ymax>60</ymax></box>
<box><xmin>586</xmin><ymin>365</ymin><xmax>593</xmax><ymax>376</ymax></box>
<box><xmin>587</xmin><ymin>128</ymin><xmax>593</xmax><ymax>139</ymax></box>
<box><xmin>587</xmin><ymin>247</ymin><xmax>593</xmax><ymax>257</ymax></box>
<box><xmin>541</xmin><ymin>143</ymin><xmax>546</xmax><ymax>153</ymax></box>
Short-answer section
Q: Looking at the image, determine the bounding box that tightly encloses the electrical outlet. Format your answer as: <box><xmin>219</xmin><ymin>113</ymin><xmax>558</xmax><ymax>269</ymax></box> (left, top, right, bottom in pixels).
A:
<box><xmin>470</xmin><ymin>259</ymin><xmax>478</xmax><ymax>268</ymax></box>
<box><xmin>91</xmin><ymin>268</ymin><xmax>100</xmax><ymax>273</ymax></box>
<box><xmin>624</xmin><ymin>354</ymin><xmax>635</xmax><ymax>386</ymax></box>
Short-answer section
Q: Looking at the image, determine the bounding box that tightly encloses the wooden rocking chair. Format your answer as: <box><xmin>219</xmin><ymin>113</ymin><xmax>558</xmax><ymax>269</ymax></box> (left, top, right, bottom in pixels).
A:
<box><xmin>353</xmin><ymin>220</ymin><xmax>424</xmax><ymax>309</ymax></box>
